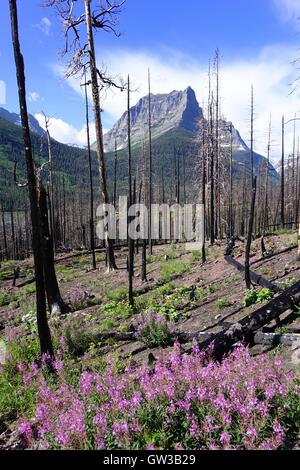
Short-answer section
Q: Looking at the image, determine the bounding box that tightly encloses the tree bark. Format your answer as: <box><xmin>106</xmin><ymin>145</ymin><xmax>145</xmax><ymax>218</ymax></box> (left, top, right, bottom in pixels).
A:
<box><xmin>84</xmin><ymin>0</ymin><xmax>117</xmax><ymax>272</ymax></box>
<box><xmin>38</xmin><ymin>182</ymin><xmax>68</xmax><ymax>315</ymax></box>
<box><xmin>83</xmin><ymin>74</ymin><xmax>96</xmax><ymax>270</ymax></box>
<box><xmin>9</xmin><ymin>0</ymin><xmax>53</xmax><ymax>357</ymax></box>
<box><xmin>245</xmin><ymin>176</ymin><xmax>257</xmax><ymax>289</ymax></box>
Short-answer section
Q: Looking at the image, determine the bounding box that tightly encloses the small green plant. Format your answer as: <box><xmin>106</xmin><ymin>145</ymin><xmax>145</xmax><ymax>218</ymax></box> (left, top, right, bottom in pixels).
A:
<box><xmin>243</xmin><ymin>288</ymin><xmax>273</xmax><ymax>307</ymax></box>
<box><xmin>195</xmin><ymin>288</ymin><xmax>206</xmax><ymax>300</ymax></box>
<box><xmin>215</xmin><ymin>298</ymin><xmax>231</xmax><ymax>309</ymax></box>
<box><xmin>159</xmin><ymin>259</ymin><xmax>188</xmax><ymax>283</ymax></box>
<box><xmin>279</xmin><ymin>277</ymin><xmax>297</xmax><ymax>290</ymax></box>
<box><xmin>224</xmin><ymin>273</ymin><xmax>237</xmax><ymax>285</ymax></box>
<box><xmin>0</xmin><ymin>289</ymin><xmax>18</xmax><ymax>307</ymax></box>
<box><xmin>136</xmin><ymin>311</ymin><xmax>173</xmax><ymax>347</ymax></box>
<box><xmin>207</xmin><ymin>284</ymin><xmax>216</xmax><ymax>294</ymax></box>
<box><xmin>99</xmin><ymin>318</ymin><xmax>117</xmax><ymax>331</ymax></box>
<box><xmin>189</xmin><ymin>250</ymin><xmax>201</xmax><ymax>263</ymax></box>
<box><xmin>256</xmin><ymin>288</ymin><xmax>273</xmax><ymax>303</ymax></box>
<box><xmin>106</xmin><ymin>287</ymin><xmax>129</xmax><ymax>302</ymax></box>
<box><xmin>64</xmin><ymin>326</ymin><xmax>91</xmax><ymax>356</ymax></box>
<box><xmin>243</xmin><ymin>289</ymin><xmax>258</xmax><ymax>307</ymax></box>
<box><xmin>157</xmin><ymin>282</ymin><xmax>175</xmax><ymax>295</ymax></box>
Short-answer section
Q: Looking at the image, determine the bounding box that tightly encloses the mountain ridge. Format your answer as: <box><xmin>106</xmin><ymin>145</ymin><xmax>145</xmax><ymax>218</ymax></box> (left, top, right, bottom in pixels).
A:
<box><xmin>99</xmin><ymin>86</ymin><xmax>277</xmax><ymax>180</ymax></box>
<box><xmin>0</xmin><ymin>106</ymin><xmax>45</xmax><ymax>137</ymax></box>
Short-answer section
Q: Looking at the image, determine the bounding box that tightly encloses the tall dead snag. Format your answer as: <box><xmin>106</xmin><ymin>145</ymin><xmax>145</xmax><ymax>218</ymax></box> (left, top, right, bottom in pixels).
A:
<box><xmin>84</xmin><ymin>0</ymin><xmax>117</xmax><ymax>271</ymax></box>
<box><xmin>82</xmin><ymin>72</ymin><xmax>96</xmax><ymax>270</ymax></box>
<box><xmin>141</xmin><ymin>143</ymin><xmax>147</xmax><ymax>282</ymax></box>
<box><xmin>229</xmin><ymin>123</ymin><xmax>234</xmax><ymax>238</ymax></box>
<box><xmin>45</xmin><ymin>0</ymin><xmax>125</xmax><ymax>271</ymax></box>
<box><xmin>209</xmin><ymin>99</ymin><xmax>215</xmax><ymax>245</ymax></box>
<box><xmin>9</xmin><ymin>0</ymin><xmax>53</xmax><ymax>356</ymax></box>
<box><xmin>245</xmin><ymin>177</ymin><xmax>257</xmax><ymax>289</ymax></box>
<box><xmin>281</xmin><ymin>115</ymin><xmax>285</xmax><ymax>228</ymax></box>
<box><xmin>113</xmin><ymin>139</ymin><xmax>118</xmax><ymax>209</ymax></box>
<box><xmin>214</xmin><ymin>50</ymin><xmax>221</xmax><ymax>239</ymax></box>
<box><xmin>260</xmin><ymin>115</ymin><xmax>271</xmax><ymax>256</ymax></box>
<box><xmin>148</xmin><ymin>68</ymin><xmax>153</xmax><ymax>255</ymax></box>
<box><xmin>201</xmin><ymin>118</ymin><xmax>206</xmax><ymax>263</ymax></box>
<box><xmin>245</xmin><ymin>88</ymin><xmax>256</xmax><ymax>289</ymax></box>
<box><xmin>43</xmin><ymin>113</ymin><xmax>55</xmax><ymax>253</ymax></box>
<box><xmin>127</xmin><ymin>75</ymin><xmax>134</xmax><ymax>307</ymax></box>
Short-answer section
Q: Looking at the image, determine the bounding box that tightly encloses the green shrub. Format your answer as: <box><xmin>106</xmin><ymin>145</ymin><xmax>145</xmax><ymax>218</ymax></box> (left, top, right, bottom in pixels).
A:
<box><xmin>159</xmin><ymin>259</ymin><xmax>188</xmax><ymax>283</ymax></box>
<box><xmin>215</xmin><ymin>298</ymin><xmax>231</xmax><ymax>309</ymax></box>
<box><xmin>189</xmin><ymin>250</ymin><xmax>201</xmax><ymax>263</ymax></box>
<box><xmin>107</xmin><ymin>287</ymin><xmax>129</xmax><ymax>302</ymax></box>
<box><xmin>243</xmin><ymin>288</ymin><xmax>273</xmax><ymax>307</ymax></box>
<box><xmin>136</xmin><ymin>311</ymin><xmax>173</xmax><ymax>347</ymax></box>
<box><xmin>0</xmin><ymin>290</ymin><xmax>18</xmax><ymax>307</ymax></box>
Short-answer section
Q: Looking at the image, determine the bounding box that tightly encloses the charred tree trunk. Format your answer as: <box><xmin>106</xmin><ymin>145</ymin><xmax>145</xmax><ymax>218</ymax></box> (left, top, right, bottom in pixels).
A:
<box><xmin>201</xmin><ymin>124</ymin><xmax>206</xmax><ymax>263</ymax></box>
<box><xmin>38</xmin><ymin>182</ymin><xmax>68</xmax><ymax>315</ymax></box>
<box><xmin>113</xmin><ymin>139</ymin><xmax>118</xmax><ymax>209</ymax></box>
<box><xmin>148</xmin><ymin>68</ymin><xmax>153</xmax><ymax>255</ymax></box>
<box><xmin>281</xmin><ymin>116</ymin><xmax>285</xmax><ymax>228</ymax></box>
<box><xmin>44</xmin><ymin>115</ymin><xmax>55</xmax><ymax>253</ymax></box>
<box><xmin>245</xmin><ymin>177</ymin><xmax>257</xmax><ymax>289</ymax></box>
<box><xmin>9</xmin><ymin>0</ymin><xmax>53</xmax><ymax>357</ymax></box>
<box><xmin>127</xmin><ymin>75</ymin><xmax>134</xmax><ymax>307</ymax></box>
<box><xmin>84</xmin><ymin>0</ymin><xmax>117</xmax><ymax>271</ymax></box>
<box><xmin>1</xmin><ymin>207</ymin><xmax>8</xmax><ymax>260</ymax></box>
<box><xmin>83</xmin><ymin>74</ymin><xmax>96</xmax><ymax>270</ymax></box>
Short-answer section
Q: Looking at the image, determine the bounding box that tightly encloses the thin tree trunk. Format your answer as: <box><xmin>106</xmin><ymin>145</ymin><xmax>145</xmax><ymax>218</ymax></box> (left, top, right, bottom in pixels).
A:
<box><xmin>127</xmin><ymin>75</ymin><xmax>134</xmax><ymax>307</ymax></box>
<box><xmin>44</xmin><ymin>115</ymin><xmax>55</xmax><ymax>253</ymax></box>
<box><xmin>38</xmin><ymin>182</ymin><xmax>68</xmax><ymax>315</ymax></box>
<box><xmin>83</xmin><ymin>73</ymin><xmax>96</xmax><ymax>270</ymax></box>
<box><xmin>9</xmin><ymin>0</ymin><xmax>53</xmax><ymax>356</ymax></box>
<box><xmin>245</xmin><ymin>177</ymin><xmax>257</xmax><ymax>289</ymax></box>
<box><xmin>201</xmin><ymin>125</ymin><xmax>206</xmax><ymax>263</ymax></box>
<box><xmin>84</xmin><ymin>0</ymin><xmax>117</xmax><ymax>271</ymax></box>
<box><xmin>281</xmin><ymin>115</ymin><xmax>285</xmax><ymax>228</ymax></box>
<box><xmin>148</xmin><ymin>68</ymin><xmax>153</xmax><ymax>255</ymax></box>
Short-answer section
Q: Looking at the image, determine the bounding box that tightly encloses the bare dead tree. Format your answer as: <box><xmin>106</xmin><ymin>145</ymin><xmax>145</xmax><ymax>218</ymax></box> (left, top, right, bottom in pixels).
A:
<box><xmin>245</xmin><ymin>87</ymin><xmax>256</xmax><ymax>289</ymax></box>
<box><xmin>148</xmin><ymin>68</ymin><xmax>153</xmax><ymax>255</ymax></box>
<box><xmin>44</xmin><ymin>0</ymin><xmax>126</xmax><ymax>271</ymax></box>
<box><xmin>81</xmin><ymin>71</ymin><xmax>96</xmax><ymax>270</ymax></box>
<box><xmin>281</xmin><ymin>115</ymin><xmax>285</xmax><ymax>228</ymax></box>
<box><xmin>127</xmin><ymin>75</ymin><xmax>134</xmax><ymax>307</ymax></box>
<box><xmin>9</xmin><ymin>0</ymin><xmax>53</xmax><ymax>356</ymax></box>
<box><xmin>42</xmin><ymin>113</ymin><xmax>55</xmax><ymax>252</ymax></box>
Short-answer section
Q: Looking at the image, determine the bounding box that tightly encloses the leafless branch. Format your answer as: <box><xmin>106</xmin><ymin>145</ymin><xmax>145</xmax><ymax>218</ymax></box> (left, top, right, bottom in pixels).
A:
<box><xmin>14</xmin><ymin>162</ymin><xmax>28</xmax><ymax>188</ymax></box>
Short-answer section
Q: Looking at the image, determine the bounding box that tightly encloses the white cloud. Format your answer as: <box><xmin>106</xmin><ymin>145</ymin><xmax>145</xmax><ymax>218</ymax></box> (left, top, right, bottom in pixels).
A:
<box><xmin>34</xmin><ymin>113</ymin><xmax>99</xmax><ymax>148</ymax></box>
<box><xmin>273</xmin><ymin>0</ymin><xmax>300</xmax><ymax>24</ymax></box>
<box><xmin>36</xmin><ymin>17</ymin><xmax>52</xmax><ymax>36</ymax></box>
<box><xmin>28</xmin><ymin>91</ymin><xmax>40</xmax><ymax>102</ymax></box>
<box><xmin>54</xmin><ymin>44</ymin><xmax>300</xmax><ymax>163</ymax></box>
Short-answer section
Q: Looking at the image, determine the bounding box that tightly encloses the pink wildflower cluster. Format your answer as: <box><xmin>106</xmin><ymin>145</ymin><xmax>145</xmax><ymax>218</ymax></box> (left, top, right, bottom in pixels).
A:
<box><xmin>66</xmin><ymin>287</ymin><xmax>94</xmax><ymax>311</ymax></box>
<box><xmin>17</xmin><ymin>343</ymin><xmax>299</xmax><ymax>450</ymax></box>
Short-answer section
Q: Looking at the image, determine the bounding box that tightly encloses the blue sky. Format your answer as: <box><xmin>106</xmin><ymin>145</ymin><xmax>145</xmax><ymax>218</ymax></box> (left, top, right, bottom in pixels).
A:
<box><xmin>0</xmin><ymin>0</ymin><xmax>300</xmax><ymax>160</ymax></box>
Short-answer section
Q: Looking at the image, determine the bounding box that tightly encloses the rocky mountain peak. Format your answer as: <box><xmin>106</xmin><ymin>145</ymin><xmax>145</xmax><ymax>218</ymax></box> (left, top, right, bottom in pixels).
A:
<box><xmin>102</xmin><ymin>87</ymin><xmax>203</xmax><ymax>152</ymax></box>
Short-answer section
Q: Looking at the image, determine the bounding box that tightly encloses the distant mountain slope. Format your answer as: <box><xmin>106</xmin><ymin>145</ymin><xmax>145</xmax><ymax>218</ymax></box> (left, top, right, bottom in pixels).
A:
<box><xmin>0</xmin><ymin>116</ymin><xmax>99</xmax><ymax>210</ymax></box>
<box><xmin>0</xmin><ymin>107</ymin><xmax>45</xmax><ymax>136</ymax></box>
<box><xmin>101</xmin><ymin>87</ymin><xmax>202</xmax><ymax>152</ymax></box>
<box><xmin>100</xmin><ymin>87</ymin><xmax>278</xmax><ymax>182</ymax></box>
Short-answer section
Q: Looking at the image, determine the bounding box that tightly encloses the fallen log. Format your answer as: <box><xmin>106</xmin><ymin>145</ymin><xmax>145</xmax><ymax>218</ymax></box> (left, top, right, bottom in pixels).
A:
<box><xmin>254</xmin><ymin>331</ymin><xmax>300</xmax><ymax>346</ymax></box>
<box><xmin>196</xmin><ymin>279</ymin><xmax>300</xmax><ymax>359</ymax></box>
<box><xmin>252</xmin><ymin>244</ymin><xmax>297</xmax><ymax>266</ymax></box>
<box><xmin>224</xmin><ymin>255</ymin><xmax>281</xmax><ymax>292</ymax></box>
